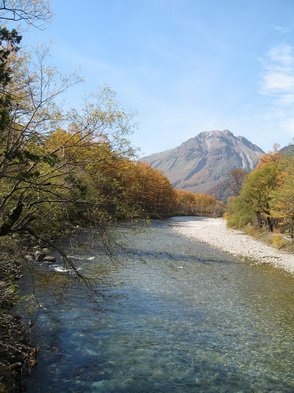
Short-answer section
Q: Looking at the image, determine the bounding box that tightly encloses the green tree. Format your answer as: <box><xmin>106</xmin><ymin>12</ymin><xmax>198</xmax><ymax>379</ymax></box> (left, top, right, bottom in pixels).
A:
<box><xmin>271</xmin><ymin>156</ymin><xmax>294</xmax><ymax>239</ymax></box>
<box><xmin>226</xmin><ymin>159</ymin><xmax>280</xmax><ymax>231</ymax></box>
<box><xmin>0</xmin><ymin>27</ymin><xmax>21</xmax><ymax>134</ymax></box>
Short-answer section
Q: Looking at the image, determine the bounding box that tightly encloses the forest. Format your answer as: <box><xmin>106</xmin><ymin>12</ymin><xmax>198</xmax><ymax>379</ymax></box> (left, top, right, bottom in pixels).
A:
<box><xmin>0</xmin><ymin>21</ymin><xmax>222</xmax><ymax>246</ymax></box>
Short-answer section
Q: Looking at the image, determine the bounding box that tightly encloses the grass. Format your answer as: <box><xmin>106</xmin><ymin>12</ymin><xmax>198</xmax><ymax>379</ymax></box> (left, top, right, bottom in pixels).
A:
<box><xmin>242</xmin><ymin>224</ymin><xmax>293</xmax><ymax>252</ymax></box>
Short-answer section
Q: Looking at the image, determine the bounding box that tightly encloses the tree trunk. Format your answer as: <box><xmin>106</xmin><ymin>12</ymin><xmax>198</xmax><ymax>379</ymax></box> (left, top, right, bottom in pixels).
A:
<box><xmin>256</xmin><ymin>211</ymin><xmax>263</xmax><ymax>228</ymax></box>
<box><xmin>266</xmin><ymin>216</ymin><xmax>274</xmax><ymax>232</ymax></box>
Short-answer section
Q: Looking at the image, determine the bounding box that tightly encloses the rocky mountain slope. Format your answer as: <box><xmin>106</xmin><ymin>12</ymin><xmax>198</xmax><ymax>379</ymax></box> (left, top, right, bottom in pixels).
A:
<box><xmin>142</xmin><ymin>130</ymin><xmax>264</xmax><ymax>198</ymax></box>
<box><xmin>281</xmin><ymin>144</ymin><xmax>294</xmax><ymax>156</ymax></box>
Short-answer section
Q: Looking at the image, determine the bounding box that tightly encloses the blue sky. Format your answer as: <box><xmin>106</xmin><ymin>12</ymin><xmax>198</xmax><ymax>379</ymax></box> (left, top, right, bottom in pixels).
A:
<box><xmin>22</xmin><ymin>0</ymin><xmax>294</xmax><ymax>156</ymax></box>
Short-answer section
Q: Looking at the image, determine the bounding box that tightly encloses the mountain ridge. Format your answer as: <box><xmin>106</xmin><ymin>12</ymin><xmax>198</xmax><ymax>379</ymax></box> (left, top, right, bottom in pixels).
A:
<box><xmin>142</xmin><ymin>130</ymin><xmax>264</xmax><ymax>199</ymax></box>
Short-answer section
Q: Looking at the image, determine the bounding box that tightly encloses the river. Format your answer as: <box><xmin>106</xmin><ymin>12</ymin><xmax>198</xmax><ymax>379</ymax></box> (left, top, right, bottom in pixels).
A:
<box><xmin>21</xmin><ymin>218</ymin><xmax>294</xmax><ymax>392</ymax></box>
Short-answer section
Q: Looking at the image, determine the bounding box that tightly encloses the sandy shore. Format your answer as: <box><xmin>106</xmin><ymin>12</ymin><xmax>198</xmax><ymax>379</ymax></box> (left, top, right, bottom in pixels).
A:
<box><xmin>171</xmin><ymin>217</ymin><xmax>294</xmax><ymax>274</ymax></box>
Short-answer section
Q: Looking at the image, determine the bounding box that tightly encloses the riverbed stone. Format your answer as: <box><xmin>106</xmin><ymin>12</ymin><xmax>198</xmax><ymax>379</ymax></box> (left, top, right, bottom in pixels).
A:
<box><xmin>34</xmin><ymin>251</ymin><xmax>46</xmax><ymax>262</ymax></box>
<box><xmin>43</xmin><ymin>256</ymin><xmax>56</xmax><ymax>262</ymax></box>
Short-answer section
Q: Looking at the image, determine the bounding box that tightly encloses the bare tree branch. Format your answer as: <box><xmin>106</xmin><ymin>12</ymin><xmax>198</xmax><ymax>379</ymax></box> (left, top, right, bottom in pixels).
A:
<box><xmin>0</xmin><ymin>0</ymin><xmax>51</xmax><ymax>29</ymax></box>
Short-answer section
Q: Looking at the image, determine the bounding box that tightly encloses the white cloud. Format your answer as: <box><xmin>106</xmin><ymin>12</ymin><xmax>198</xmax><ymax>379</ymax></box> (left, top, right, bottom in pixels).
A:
<box><xmin>267</xmin><ymin>44</ymin><xmax>294</xmax><ymax>66</ymax></box>
<box><xmin>257</xmin><ymin>45</ymin><xmax>294</xmax><ymax>148</ymax></box>
<box><xmin>264</xmin><ymin>72</ymin><xmax>294</xmax><ymax>91</ymax></box>
<box><xmin>260</xmin><ymin>44</ymin><xmax>294</xmax><ymax>103</ymax></box>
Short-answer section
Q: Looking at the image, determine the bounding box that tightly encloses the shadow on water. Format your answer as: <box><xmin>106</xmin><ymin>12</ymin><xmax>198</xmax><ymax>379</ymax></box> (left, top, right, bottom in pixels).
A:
<box><xmin>25</xmin><ymin>354</ymin><xmax>294</xmax><ymax>393</ymax></box>
<box><xmin>123</xmin><ymin>247</ymin><xmax>235</xmax><ymax>265</ymax></box>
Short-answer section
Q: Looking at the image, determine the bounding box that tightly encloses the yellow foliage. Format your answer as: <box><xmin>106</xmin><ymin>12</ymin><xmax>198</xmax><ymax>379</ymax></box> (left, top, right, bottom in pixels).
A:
<box><xmin>271</xmin><ymin>234</ymin><xmax>287</xmax><ymax>250</ymax></box>
<box><xmin>174</xmin><ymin>189</ymin><xmax>223</xmax><ymax>217</ymax></box>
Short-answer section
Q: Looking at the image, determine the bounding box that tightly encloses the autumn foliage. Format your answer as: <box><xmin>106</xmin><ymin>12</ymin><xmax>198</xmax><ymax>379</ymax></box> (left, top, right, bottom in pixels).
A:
<box><xmin>226</xmin><ymin>150</ymin><xmax>294</xmax><ymax>240</ymax></box>
<box><xmin>174</xmin><ymin>189</ymin><xmax>224</xmax><ymax>217</ymax></box>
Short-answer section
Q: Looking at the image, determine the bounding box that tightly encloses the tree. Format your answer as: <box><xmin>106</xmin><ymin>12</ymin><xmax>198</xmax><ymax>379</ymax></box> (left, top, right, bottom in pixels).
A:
<box><xmin>228</xmin><ymin>168</ymin><xmax>246</xmax><ymax>195</ymax></box>
<box><xmin>271</xmin><ymin>156</ymin><xmax>294</xmax><ymax>239</ymax></box>
<box><xmin>174</xmin><ymin>189</ymin><xmax>224</xmax><ymax>217</ymax></box>
<box><xmin>121</xmin><ymin>162</ymin><xmax>176</xmax><ymax>218</ymax></box>
<box><xmin>226</xmin><ymin>158</ymin><xmax>281</xmax><ymax>231</ymax></box>
<box><xmin>0</xmin><ymin>31</ymin><xmax>139</xmax><ymax>240</ymax></box>
<box><xmin>0</xmin><ymin>1</ymin><xmax>144</xmax><ymax>241</ymax></box>
<box><xmin>0</xmin><ymin>0</ymin><xmax>51</xmax><ymax>27</ymax></box>
<box><xmin>0</xmin><ymin>27</ymin><xmax>21</xmax><ymax>132</ymax></box>
<box><xmin>0</xmin><ymin>42</ymin><xmax>81</xmax><ymax>237</ymax></box>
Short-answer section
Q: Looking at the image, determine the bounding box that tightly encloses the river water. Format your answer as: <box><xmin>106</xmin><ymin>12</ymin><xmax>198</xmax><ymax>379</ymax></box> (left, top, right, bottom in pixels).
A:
<box><xmin>22</xmin><ymin>218</ymin><xmax>294</xmax><ymax>392</ymax></box>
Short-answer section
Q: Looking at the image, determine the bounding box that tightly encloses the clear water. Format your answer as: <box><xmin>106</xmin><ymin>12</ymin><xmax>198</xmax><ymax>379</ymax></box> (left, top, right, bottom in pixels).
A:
<box><xmin>22</xmin><ymin>218</ymin><xmax>294</xmax><ymax>392</ymax></box>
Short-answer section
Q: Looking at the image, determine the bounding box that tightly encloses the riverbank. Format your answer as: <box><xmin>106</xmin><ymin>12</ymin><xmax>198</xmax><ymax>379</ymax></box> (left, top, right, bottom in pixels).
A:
<box><xmin>0</xmin><ymin>243</ymin><xmax>37</xmax><ymax>393</ymax></box>
<box><xmin>171</xmin><ymin>217</ymin><xmax>294</xmax><ymax>274</ymax></box>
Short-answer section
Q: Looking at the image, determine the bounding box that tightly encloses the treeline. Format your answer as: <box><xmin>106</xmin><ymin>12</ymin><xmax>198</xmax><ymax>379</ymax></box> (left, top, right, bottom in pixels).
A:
<box><xmin>174</xmin><ymin>189</ymin><xmax>224</xmax><ymax>217</ymax></box>
<box><xmin>0</xmin><ymin>22</ymin><xmax>180</xmax><ymax>241</ymax></box>
<box><xmin>0</xmin><ymin>115</ymin><xmax>222</xmax><ymax>242</ymax></box>
<box><xmin>0</xmin><ymin>3</ymin><xmax>225</xmax><ymax>392</ymax></box>
<box><xmin>0</xmin><ymin>22</ymin><xmax>224</xmax><ymax>243</ymax></box>
<box><xmin>226</xmin><ymin>150</ymin><xmax>294</xmax><ymax>240</ymax></box>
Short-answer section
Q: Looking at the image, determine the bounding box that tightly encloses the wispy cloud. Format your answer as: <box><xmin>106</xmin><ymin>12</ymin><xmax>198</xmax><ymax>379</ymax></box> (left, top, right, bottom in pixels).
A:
<box><xmin>261</xmin><ymin>44</ymin><xmax>294</xmax><ymax>105</ymax></box>
<box><xmin>258</xmin><ymin>44</ymin><xmax>294</xmax><ymax>146</ymax></box>
<box><xmin>274</xmin><ymin>25</ymin><xmax>293</xmax><ymax>35</ymax></box>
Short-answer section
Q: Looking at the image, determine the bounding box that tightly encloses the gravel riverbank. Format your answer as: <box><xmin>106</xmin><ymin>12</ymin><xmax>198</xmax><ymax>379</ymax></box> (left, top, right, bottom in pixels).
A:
<box><xmin>171</xmin><ymin>217</ymin><xmax>294</xmax><ymax>274</ymax></box>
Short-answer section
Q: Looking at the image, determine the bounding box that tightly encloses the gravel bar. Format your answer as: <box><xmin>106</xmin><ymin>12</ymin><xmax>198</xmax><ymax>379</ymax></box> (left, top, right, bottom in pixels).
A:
<box><xmin>171</xmin><ymin>217</ymin><xmax>294</xmax><ymax>274</ymax></box>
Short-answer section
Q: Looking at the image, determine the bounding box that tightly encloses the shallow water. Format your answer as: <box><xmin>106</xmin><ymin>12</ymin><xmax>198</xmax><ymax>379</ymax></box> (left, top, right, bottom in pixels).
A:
<box><xmin>22</xmin><ymin>218</ymin><xmax>294</xmax><ymax>392</ymax></box>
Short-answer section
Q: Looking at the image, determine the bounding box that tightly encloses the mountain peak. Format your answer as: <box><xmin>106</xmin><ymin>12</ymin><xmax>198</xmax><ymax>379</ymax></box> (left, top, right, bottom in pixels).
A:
<box><xmin>143</xmin><ymin>130</ymin><xmax>264</xmax><ymax>199</ymax></box>
<box><xmin>198</xmin><ymin>129</ymin><xmax>234</xmax><ymax>138</ymax></box>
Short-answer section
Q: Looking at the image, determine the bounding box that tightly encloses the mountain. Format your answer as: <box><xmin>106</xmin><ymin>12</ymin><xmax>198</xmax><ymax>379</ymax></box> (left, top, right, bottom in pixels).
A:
<box><xmin>142</xmin><ymin>130</ymin><xmax>264</xmax><ymax>199</ymax></box>
<box><xmin>281</xmin><ymin>144</ymin><xmax>294</xmax><ymax>156</ymax></box>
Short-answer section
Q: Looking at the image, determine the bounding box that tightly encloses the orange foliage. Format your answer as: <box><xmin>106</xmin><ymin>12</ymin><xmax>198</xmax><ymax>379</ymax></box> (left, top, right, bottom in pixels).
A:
<box><xmin>257</xmin><ymin>150</ymin><xmax>282</xmax><ymax>169</ymax></box>
<box><xmin>120</xmin><ymin>162</ymin><xmax>176</xmax><ymax>218</ymax></box>
<box><xmin>174</xmin><ymin>189</ymin><xmax>224</xmax><ymax>217</ymax></box>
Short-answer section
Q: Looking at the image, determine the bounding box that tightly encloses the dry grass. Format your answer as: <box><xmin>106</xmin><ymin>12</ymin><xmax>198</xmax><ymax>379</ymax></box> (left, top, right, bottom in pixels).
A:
<box><xmin>243</xmin><ymin>225</ymin><xmax>293</xmax><ymax>252</ymax></box>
